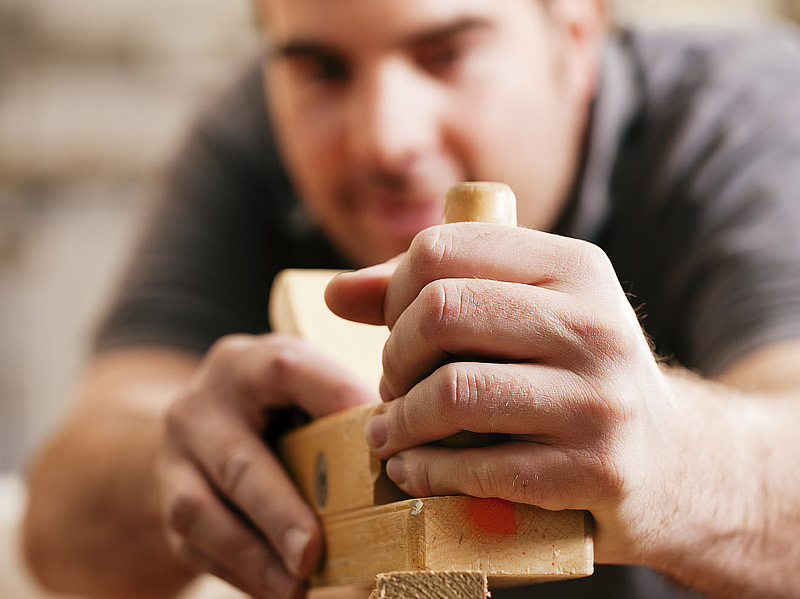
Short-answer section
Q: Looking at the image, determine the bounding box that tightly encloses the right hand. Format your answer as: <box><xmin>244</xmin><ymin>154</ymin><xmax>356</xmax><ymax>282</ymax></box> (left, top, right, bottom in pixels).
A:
<box><xmin>157</xmin><ymin>333</ymin><xmax>379</xmax><ymax>599</ymax></box>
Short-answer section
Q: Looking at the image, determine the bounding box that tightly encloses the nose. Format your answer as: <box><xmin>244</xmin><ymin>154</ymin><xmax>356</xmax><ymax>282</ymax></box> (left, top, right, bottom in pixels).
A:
<box><xmin>347</xmin><ymin>59</ymin><xmax>439</xmax><ymax>175</ymax></box>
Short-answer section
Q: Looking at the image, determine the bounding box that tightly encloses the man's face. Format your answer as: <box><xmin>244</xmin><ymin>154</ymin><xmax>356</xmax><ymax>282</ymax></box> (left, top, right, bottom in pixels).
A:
<box><xmin>262</xmin><ymin>0</ymin><xmax>603</xmax><ymax>266</ymax></box>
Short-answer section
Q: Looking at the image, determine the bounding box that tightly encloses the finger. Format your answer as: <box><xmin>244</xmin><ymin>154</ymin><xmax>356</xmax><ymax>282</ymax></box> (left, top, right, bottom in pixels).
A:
<box><xmin>172</xmin><ymin>539</ymin><xmax>301</xmax><ymax>599</ymax></box>
<box><xmin>383</xmin><ymin>223</ymin><xmax>615</xmax><ymax>327</ymax></box>
<box><xmin>160</xmin><ymin>457</ymin><xmax>300</xmax><ymax>599</ymax></box>
<box><xmin>381</xmin><ymin>277</ymin><xmax>595</xmax><ymax>398</ymax></box>
<box><xmin>385</xmin><ymin>442</ymin><xmax>611</xmax><ymax>513</ymax></box>
<box><xmin>254</xmin><ymin>336</ymin><xmax>381</xmax><ymax>416</ymax></box>
<box><xmin>171</xmin><ymin>334</ymin><xmax>381</xmax><ymax>579</ymax></box>
<box><xmin>367</xmin><ymin>361</ymin><xmax>599</xmax><ymax>459</ymax></box>
<box><xmin>171</xmin><ymin>542</ymin><xmax>256</xmax><ymax>596</ymax></box>
<box><xmin>169</xmin><ymin>407</ymin><xmax>322</xmax><ymax>579</ymax></box>
<box><xmin>325</xmin><ymin>260</ymin><xmax>399</xmax><ymax>325</ymax></box>
<box><xmin>205</xmin><ymin>334</ymin><xmax>379</xmax><ymax>419</ymax></box>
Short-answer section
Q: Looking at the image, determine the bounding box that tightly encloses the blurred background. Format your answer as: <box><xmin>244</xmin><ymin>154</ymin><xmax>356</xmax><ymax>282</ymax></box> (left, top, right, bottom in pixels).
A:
<box><xmin>1</xmin><ymin>0</ymin><xmax>799</xmax><ymax>476</ymax></box>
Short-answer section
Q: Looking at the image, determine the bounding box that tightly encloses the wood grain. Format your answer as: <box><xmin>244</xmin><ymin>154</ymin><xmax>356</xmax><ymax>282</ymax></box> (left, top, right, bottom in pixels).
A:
<box><xmin>313</xmin><ymin>496</ymin><xmax>592</xmax><ymax>589</ymax></box>
<box><xmin>442</xmin><ymin>182</ymin><xmax>517</xmax><ymax>225</ymax></box>
<box><xmin>278</xmin><ymin>404</ymin><xmax>408</xmax><ymax>515</ymax></box>
<box><xmin>369</xmin><ymin>571</ymin><xmax>489</xmax><ymax>599</ymax></box>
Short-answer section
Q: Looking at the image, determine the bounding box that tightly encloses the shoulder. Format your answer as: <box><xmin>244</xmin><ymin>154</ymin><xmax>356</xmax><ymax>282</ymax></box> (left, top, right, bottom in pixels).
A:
<box><xmin>620</xmin><ymin>25</ymin><xmax>800</xmax><ymax>163</ymax></box>
<box><xmin>181</xmin><ymin>55</ymin><xmax>279</xmax><ymax>180</ymax></box>
<box><xmin>159</xmin><ymin>53</ymin><xmax>300</xmax><ymax>228</ymax></box>
<box><xmin>608</xmin><ymin>24</ymin><xmax>800</xmax><ymax>203</ymax></box>
<box><xmin>624</xmin><ymin>24</ymin><xmax>800</xmax><ymax>103</ymax></box>
<box><xmin>597</xmin><ymin>26</ymin><xmax>800</xmax><ymax>373</ymax></box>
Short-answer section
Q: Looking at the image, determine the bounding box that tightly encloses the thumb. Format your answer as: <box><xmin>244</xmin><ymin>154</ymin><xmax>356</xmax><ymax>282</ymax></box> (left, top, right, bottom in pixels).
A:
<box><xmin>325</xmin><ymin>259</ymin><xmax>400</xmax><ymax>326</ymax></box>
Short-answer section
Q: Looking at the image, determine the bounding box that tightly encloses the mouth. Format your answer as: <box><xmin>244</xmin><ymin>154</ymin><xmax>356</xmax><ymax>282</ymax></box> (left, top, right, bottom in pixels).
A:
<box><xmin>360</xmin><ymin>196</ymin><xmax>444</xmax><ymax>241</ymax></box>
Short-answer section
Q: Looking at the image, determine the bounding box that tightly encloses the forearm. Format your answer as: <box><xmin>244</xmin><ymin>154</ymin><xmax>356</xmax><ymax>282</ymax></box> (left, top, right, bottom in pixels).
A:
<box><xmin>23</xmin><ymin>349</ymin><xmax>200</xmax><ymax>599</ymax></box>
<box><xmin>642</xmin><ymin>366</ymin><xmax>800</xmax><ymax>599</ymax></box>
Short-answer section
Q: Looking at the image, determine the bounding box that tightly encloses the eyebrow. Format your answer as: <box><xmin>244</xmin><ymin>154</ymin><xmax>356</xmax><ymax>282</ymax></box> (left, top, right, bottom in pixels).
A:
<box><xmin>271</xmin><ymin>40</ymin><xmax>335</xmax><ymax>62</ymax></box>
<box><xmin>270</xmin><ymin>16</ymin><xmax>494</xmax><ymax>61</ymax></box>
<box><xmin>397</xmin><ymin>16</ymin><xmax>494</xmax><ymax>48</ymax></box>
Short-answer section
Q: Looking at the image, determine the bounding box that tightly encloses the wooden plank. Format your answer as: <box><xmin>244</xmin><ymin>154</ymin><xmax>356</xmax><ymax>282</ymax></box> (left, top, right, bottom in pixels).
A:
<box><xmin>312</xmin><ymin>496</ymin><xmax>592</xmax><ymax>589</ymax></box>
<box><xmin>369</xmin><ymin>571</ymin><xmax>489</xmax><ymax>599</ymax></box>
<box><xmin>278</xmin><ymin>404</ymin><xmax>408</xmax><ymax>515</ymax></box>
<box><xmin>308</xmin><ymin>572</ymin><xmax>488</xmax><ymax>599</ymax></box>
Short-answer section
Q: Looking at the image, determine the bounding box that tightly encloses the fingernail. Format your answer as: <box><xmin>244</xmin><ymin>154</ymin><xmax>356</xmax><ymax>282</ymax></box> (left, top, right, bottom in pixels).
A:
<box><xmin>386</xmin><ymin>455</ymin><xmax>406</xmax><ymax>486</ymax></box>
<box><xmin>339</xmin><ymin>261</ymin><xmax>396</xmax><ymax>279</ymax></box>
<box><xmin>366</xmin><ymin>413</ymin><xmax>388</xmax><ymax>449</ymax></box>
<box><xmin>283</xmin><ymin>528</ymin><xmax>311</xmax><ymax>577</ymax></box>
<box><xmin>359</xmin><ymin>261</ymin><xmax>399</xmax><ymax>275</ymax></box>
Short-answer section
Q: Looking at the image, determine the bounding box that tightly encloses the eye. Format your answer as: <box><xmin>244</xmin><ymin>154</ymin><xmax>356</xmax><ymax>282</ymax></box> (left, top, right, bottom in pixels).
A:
<box><xmin>275</xmin><ymin>45</ymin><xmax>351</xmax><ymax>90</ymax></box>
<box><xmin>416</xmin><ymin>40</ymin><xmax>465</xmax><ymax>77</ymax></box>
<box><xmin>305</xmin><ymin>54</ymin><xmax>349</xmax><ymax>84</ymax></box>
<box><xmin>293</xmin><ymin>54</ymin><xmax>349</xmax><ymax>86</ymax></box>
<box><xmin>413</xmin><ymin>25</ymin><xmax>490</xmax><ymax>80</ymax></box>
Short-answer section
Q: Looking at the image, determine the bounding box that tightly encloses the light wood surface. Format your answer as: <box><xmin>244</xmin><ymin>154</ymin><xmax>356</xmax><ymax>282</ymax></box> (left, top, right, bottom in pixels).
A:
<box><xmin>279</xmin><ymin>404</ymin><xmax>408</xmax><ymax>516</ymax></box>
<box><xmin>369</xmin><ymin>571</ymin><xmax>488</xmax><ymax>599</ymax></box>
<box><xmin>442</xmin><ymin>182</ymin><xmax>517</xmax><ymax>225</ymax></box>
<box><xmin>315</xmin><ymin>496</ymin><xmax>592</xmax><ymax>589</ymax></box>
<box><xmin>269</xmin><ymin>268</ymin><xmax>389</xmax><ymax>391</ymax></box>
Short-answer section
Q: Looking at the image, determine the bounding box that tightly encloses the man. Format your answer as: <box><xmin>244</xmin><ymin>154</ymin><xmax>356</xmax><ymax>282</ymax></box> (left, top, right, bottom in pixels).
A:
<box><xmin>22</xmin><ymin>0</ymin><xmax>800</xmax><ymax>598</ymax></box>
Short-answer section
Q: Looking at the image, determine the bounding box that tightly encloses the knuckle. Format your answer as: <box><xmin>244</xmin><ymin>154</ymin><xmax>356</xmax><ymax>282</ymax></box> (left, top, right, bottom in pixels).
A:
<box><xmin>408</xmin><ymin>226</ymin><xmax>455</xmax><ymax>278</ymax></box>
<box><xmin>418</xmin><ymin>279</ymin><xmax>466</xmax><ymax>342</ymax></box>
<box><xmin>165</xmin><ymin>392</ymin><xmax>197</xmax><ymax>440</ymax></box>
<box><xmin>462</xmin><ymin>459</ymin><xmax>502</xmax><ymax>498</ymax></box>
<box><xmin>207</xmin><ymin>334</ymin><xmax>255</xmax><ymax>364</ymax></box>
<box><xmin>571</xmin><ymin>382</ymin><xmax>632</xmax><ymax>434</ymax></box>
<box><xmin>567</xmin><ymin>312</ymin><xmax>617</xmax><ymax>354</ymax></box>
<box><xmin>550</xmin><ymin>239</ymin><xmax>614</xmax><ymax>289</ymax></box>
<box><xmin>560</xmin><ymin>308</ymin><xmax>637</xmax><ymax>371</ymax></box>
<box><xmin>389</xmin><ymin>399</ymin><xmax>416</xmax><ymax>443</ymax></box>
<box><xmin>267</xmin><ymin>340</ymin><xmax>307</xmax><ymax>380</ymax></box>
<box><xmin>435</xmin><ymin>363</ymin><xmax>480</xmax><ymax>423</ymax></box>
<box><xmin>164</xmin><ymin>491</ymin><xmax>203</xmax><ymax>536</ymax></box>
<box><xmin>258</xmin><ymin>335</ymin><xmax>316</xmax><ymax>393</ymax></box>
<box><xmin>507</xmin><ymin>468</ymin><xmax>539</xmax><ymax>505</ymax></box>
<box><xmin>581</xmin><ymin>449</ymin><xmax>626</xmax><ymax>501</ymax></box>
<box><xmin>215</xmin><ymin>444</ymin><xmax>256</xmax><ymax>498</ymax></box>
<box><xmin>573</xmin><ymin>239</ymin><xmax>613</xmax><ymax>279</ymax></box>
<box><xmin>407</xmin><ymin>457</ymin><xmax>434</xmax><ymax>497</ymax></box>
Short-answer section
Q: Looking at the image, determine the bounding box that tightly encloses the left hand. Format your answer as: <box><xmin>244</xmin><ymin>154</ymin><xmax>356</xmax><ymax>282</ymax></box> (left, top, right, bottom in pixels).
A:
<box><xmin>326</xmin><ymin>222</ymin><xmax>682</xmax><ymax>564</ymax></box>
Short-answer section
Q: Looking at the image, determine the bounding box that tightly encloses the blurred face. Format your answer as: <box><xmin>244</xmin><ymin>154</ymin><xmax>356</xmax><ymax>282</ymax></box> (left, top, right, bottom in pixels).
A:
<box><xmin>261</xmin><ymin>0</ymin><xmax>604</xmax><ymax>266</ymax></box>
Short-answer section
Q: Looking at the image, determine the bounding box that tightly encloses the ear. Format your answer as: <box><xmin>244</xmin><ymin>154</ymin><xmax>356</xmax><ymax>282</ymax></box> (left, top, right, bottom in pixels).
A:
<box><xmin>549</xmin><ymin>0</ymin><xmax>607</xmax><ymax>109</ymax></box>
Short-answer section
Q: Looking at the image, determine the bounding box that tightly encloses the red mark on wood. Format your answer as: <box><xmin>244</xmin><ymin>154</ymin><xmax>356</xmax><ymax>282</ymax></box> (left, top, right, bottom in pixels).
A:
<box><xmin>464</xmin><ymin>497</ymin><xmax>517</xmax><ymax>535</ymax></box>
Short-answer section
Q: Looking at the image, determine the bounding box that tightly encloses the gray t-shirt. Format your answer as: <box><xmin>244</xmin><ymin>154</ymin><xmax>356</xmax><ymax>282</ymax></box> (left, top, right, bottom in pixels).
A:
<box><xmin>95</xmin><ymin>25</ymin><xmax>800</xmax><ymax>598</ymax></box>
